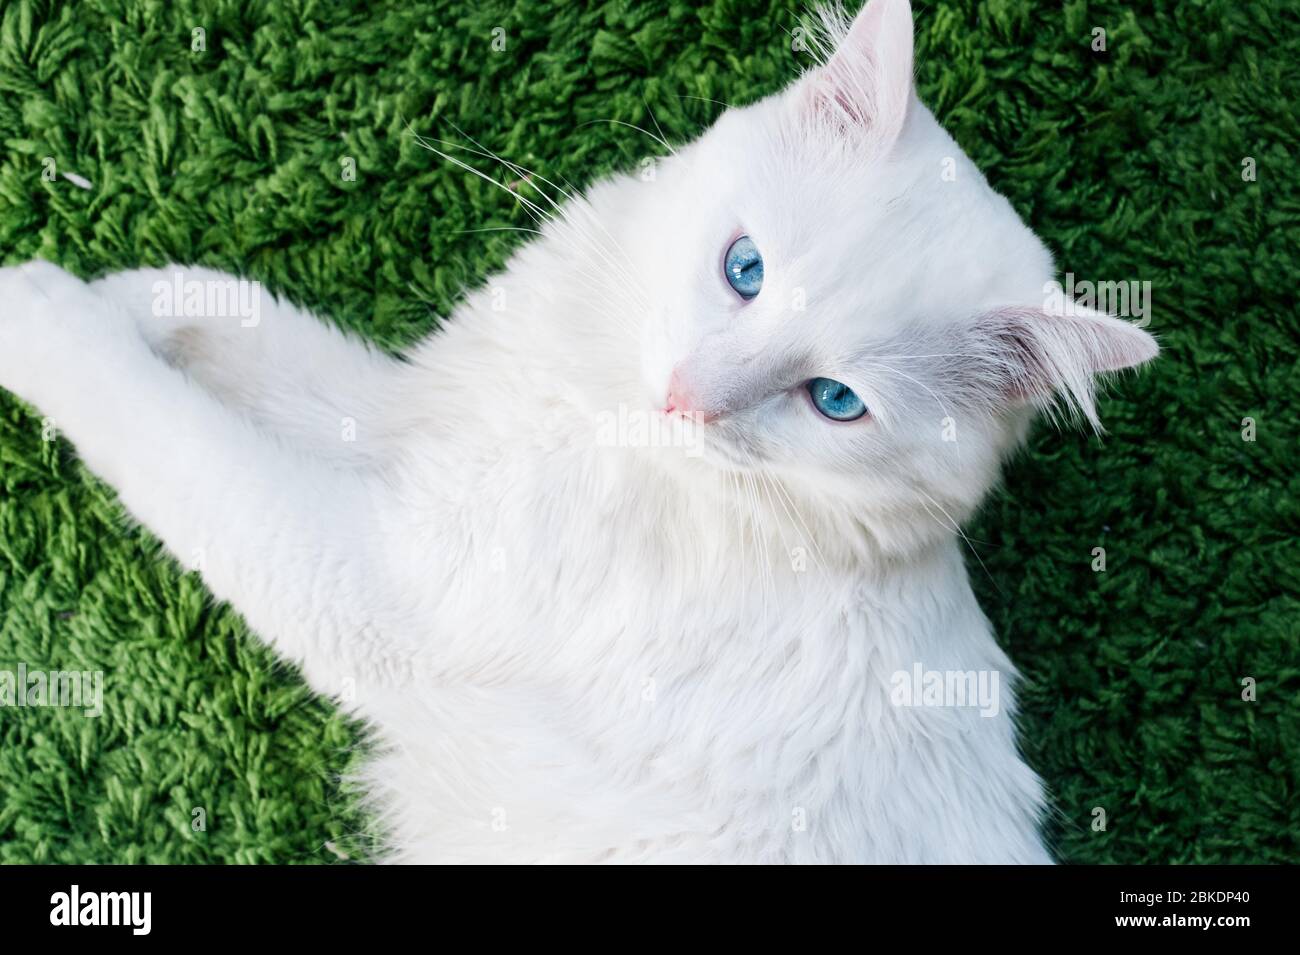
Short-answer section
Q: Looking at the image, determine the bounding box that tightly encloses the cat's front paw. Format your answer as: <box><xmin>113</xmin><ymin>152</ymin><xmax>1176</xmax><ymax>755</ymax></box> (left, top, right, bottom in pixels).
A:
<box><xmin>0</xmin><ymin>260</ymin><xmax>113</xmax><ymax>404</ymax></box>
<box><xmin>0</xmin><ymin>259</ymin><xmax>94</xmax><ymax>310</ymax></box>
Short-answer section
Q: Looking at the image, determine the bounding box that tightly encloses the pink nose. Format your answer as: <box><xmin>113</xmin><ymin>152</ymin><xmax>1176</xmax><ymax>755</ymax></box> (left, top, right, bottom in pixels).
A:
<box><xmin>664</xmin><ymin>368</ymin><xmax>717</xmax><ymax>423</ymax></box>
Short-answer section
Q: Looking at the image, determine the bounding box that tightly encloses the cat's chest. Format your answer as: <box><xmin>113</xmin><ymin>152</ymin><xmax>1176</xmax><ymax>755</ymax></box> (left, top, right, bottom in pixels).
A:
<box><xmin>373</xmin><ymin>451</ymin><xmax>1024</xmax><ymax>861</ymax></box>
<box><xmin>402</xmin><ymin>457</ymin><xmax>985</xmax><ymax>751</ymax></box>
<box><xmin>370</xmin><ymin>569</ymin><xmax>1005</xmax><ymax>862</ymax></box>
<box><xmin>396</xmin><ymin>440</ymin><xmax>993</xmax><ymax>689</ymax></box>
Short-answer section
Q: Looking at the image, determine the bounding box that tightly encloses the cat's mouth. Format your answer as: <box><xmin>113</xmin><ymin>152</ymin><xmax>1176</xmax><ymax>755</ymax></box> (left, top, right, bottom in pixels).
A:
<box><xmin>694</xmin><ymin>440</ymin><xmax>759</xmax><ymax>472</ymax></box>
<box><xmin>667</xmin><ymin>415</ymin><xmax>766</xmax><ymax>473</ymax></box>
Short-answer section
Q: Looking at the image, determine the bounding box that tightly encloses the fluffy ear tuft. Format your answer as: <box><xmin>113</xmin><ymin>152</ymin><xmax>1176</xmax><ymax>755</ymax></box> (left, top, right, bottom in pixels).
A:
<box><xmin>977</xmin><ymin>305</ymin><xmax>1159</xmax><ymax>430</ymax></box>
<box><xmin>801</xmin><ymin>0</ymin><xmax>915</xmax><ymax>151</ymax></box>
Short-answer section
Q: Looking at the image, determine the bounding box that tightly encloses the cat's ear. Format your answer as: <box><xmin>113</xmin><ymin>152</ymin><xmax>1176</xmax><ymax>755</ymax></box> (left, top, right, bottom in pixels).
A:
<box><xmin>801</xmin><ymin>0</ymin><xmax>915</xmax><ymax>150</ymax></box>
<box><xmin>974</xmin><ymin>305</ymin><xmax>1158</xmax><ymax>429</ymax></box>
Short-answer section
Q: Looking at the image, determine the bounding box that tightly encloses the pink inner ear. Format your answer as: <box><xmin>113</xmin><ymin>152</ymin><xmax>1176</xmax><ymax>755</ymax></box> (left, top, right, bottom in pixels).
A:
<box><xmin>809</xmin><ymin>0</ymin><xmax>915</xmax><ymax>150</ymax></box>
<box><xmin>830</xmin><ymin>87</ymin><xmax>868</xmax><ymax>127</ymax></box>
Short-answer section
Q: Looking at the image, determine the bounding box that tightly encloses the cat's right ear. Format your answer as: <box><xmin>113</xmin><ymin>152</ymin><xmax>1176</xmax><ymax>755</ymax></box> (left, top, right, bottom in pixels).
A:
<box><xmin>800</xmin><ymin>0</ymin><xmax>915</xmax><ymax>152</ymax></box>
<box><xmin>972</xmin><ymin>305</ymin><xmax>1159</xmax><ymax>431</ymax></box>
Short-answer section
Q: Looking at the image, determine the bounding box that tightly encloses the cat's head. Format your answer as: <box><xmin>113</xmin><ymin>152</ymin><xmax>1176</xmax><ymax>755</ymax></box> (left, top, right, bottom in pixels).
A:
<box><xmin>600</xmin><ymin>0</ymin><xmax>1156</xmax><ymax>554</ymax></box>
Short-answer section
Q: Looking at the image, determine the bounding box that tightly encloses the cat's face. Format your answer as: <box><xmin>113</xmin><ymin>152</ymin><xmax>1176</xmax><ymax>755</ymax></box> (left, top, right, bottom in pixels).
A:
<box><xmin>617</xmin><ymin>0</ymin><xmax>1155</xmax><ymax>546</ymax></box>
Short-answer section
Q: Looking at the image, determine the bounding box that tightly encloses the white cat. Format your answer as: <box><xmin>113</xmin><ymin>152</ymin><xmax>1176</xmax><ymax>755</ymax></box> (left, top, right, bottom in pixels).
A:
<box><xmin>0</xmin><ymin>0</ymin><xmax>1155</xmax><ymax>863</ymax></box>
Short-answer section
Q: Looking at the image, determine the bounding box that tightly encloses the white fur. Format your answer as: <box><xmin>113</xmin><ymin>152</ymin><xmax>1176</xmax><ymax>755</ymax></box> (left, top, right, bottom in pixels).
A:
<box><xmin>0</xmin><ymin>0</ymin><xmax>1155</xmax><ymax>863</ymax></box>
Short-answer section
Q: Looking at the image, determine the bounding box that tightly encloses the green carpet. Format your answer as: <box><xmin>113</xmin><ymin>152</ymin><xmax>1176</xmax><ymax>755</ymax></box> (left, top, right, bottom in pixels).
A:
<box><xmin>1</xmin><ymin>0</ymin><xmax>1296</xmax><ymax>863</ymax></box>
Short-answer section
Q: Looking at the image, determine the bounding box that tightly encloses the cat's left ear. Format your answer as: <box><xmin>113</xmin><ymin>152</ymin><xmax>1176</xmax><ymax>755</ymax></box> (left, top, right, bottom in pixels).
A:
<box><xmin>973</xmin><ymin>305</ymin><xmax>1159</xmax><ymax>430</ymax></box>
<box><xmin>801</xmin><ymin>0</ymin><xmax>915</xmax><ymax>151</ymax></box>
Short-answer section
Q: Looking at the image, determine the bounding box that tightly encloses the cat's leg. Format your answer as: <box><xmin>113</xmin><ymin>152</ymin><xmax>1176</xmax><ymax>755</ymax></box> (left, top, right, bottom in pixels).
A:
<box><xmin>0</xmin><ymin>261</ymin><xmax>416</xmax><ymax>698</ymax></box>
<box><xmin>89</xmin><ymin>266</ymin><xmax>402</xmax><ymax>467</ymax></box>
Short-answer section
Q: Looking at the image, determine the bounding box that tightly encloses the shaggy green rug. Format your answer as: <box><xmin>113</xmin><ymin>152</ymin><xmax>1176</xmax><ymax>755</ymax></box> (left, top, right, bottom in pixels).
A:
<box><xmin>1</xmin><ymin>0</ymin><xmax>1296</xmax><ymax>863</ymax></box>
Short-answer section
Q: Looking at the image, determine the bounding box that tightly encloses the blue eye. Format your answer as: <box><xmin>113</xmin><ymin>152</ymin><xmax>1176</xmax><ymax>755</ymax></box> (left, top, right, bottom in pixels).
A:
<box><xmin>807</xmin><ymin>378</ymin><xmax>867</xmax><ymax>421</ymax></box>
<box><xmin>724</xmin><ymin>234</ymin><xmax>763</xmax><ymax>300</ymax></box>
